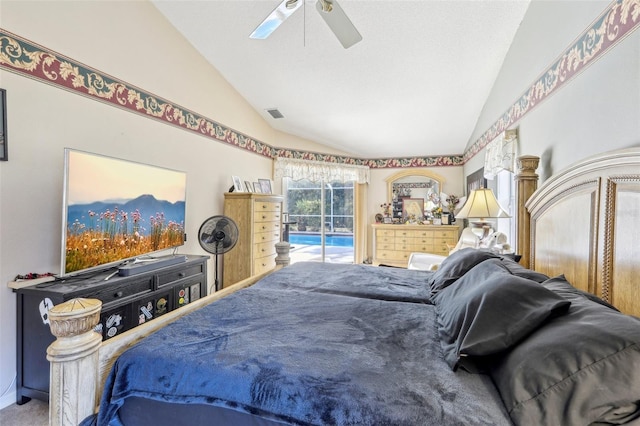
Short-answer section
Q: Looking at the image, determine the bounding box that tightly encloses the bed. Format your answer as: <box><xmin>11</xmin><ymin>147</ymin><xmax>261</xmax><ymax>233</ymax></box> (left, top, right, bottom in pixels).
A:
<box><xmin>47</xmin><ymin>147</ymin><xmax>640</xmax><ymax>426</ymax></box>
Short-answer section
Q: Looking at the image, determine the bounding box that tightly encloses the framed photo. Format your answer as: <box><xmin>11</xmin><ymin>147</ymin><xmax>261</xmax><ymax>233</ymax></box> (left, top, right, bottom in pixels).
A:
<box><xmin>402</xmin><ymin>198</ymin><xmax>424</xmax><ymax>219</ymax></box>
<box><xmin>0</xmin><ymin>89</ymin><xmax>6</xmax><ymax>161</ymax></box>
<box><xmin>258</xmin><ymin>178</ymin><xmax>272</xmax><ymax>194</ymax></box>
<box><xmin>244</xmin><ymin>181</ymin><xmax>253</xmax><ymax>192</ymax></box>
<box><xmin>232</xmin><ymin>175</ymin><xmax>244</xmax><ymax>192</ymax></box>
<box><xmin>253</xmin><ymin>182</ymin><xmax>263</xmax><ymax>193</ymax></box>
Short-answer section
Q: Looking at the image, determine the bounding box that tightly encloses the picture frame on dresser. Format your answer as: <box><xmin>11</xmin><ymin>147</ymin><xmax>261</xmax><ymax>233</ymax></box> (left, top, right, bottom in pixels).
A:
<box><xmin>258</xmin><ymin>178</ymin><xmax>272</xmax><ymax>194</ymax></box>
<box><xmin>244</xmin><ymin>181</ymin><xmax>253</xmax><ymax>192</ymax></box>
<box><xmin>232</xmin><ymin>175</ymin><xmax>244</xmax><ymax>192</ymax></box>
<box><xmin>402</xmin><ymin>198</ymin><xmax>424</xmax><ymax>220</ymax></box>
<box><xmin>0</xmin><ymin>88</ymin><xmax>7</xmax><ymax>161</ymax></box>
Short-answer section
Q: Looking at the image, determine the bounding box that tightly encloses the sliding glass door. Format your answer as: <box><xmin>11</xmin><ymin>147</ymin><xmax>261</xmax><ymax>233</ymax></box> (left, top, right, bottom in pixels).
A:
<box><xmin>284</xmin><ymin>177</ymin><xmax>354</xmax><ymax>264</ymax></box>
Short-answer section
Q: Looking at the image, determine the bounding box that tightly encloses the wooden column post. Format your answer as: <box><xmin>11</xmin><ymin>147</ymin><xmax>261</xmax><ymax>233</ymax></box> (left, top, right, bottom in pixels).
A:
<box><xmin>515</xmin><ymin>155</ymin><xmax>540</xmax><ymax>269</ymax></box>
<box><xmin>47</xmin><ymin>298</ymin><xmax>102</xmax><ymax>426</ymax></box>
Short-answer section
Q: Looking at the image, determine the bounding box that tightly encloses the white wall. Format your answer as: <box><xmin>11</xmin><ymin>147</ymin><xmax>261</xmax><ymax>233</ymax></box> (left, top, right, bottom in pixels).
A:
<box><xmin>465</xmin><ymin>0</ymin><xmax>640</xmax><ymax>180</ymax></box>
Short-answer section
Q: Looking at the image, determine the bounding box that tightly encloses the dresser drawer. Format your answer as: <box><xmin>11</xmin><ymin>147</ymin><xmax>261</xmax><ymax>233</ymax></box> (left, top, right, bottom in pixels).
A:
<box><xmin>157</xmin><ymin>263</ymin><xmax>205</xmax><ymax>286</ymax></box>
<box><xmin>254</xmin><ymin>240</ymin><xmax>277</xmax><ymax>258</ymax></box>
<box><xmin>254</xmin><ymin>201</ymin><xmax>282</xmax><ymax>213</ymax></box>
<box><xmin>375</xmin><ymin>250</ymin><xmax>405</xmax><ymax>261</ymax></box>
<box><xmin>376</xmin><ymin>234</ymin><xmax>395</xmax><ymax>244</ymax></box>
<box><xmin>434</xmin><ymin>229</ymin><xmax>458</xmax><ymax>238</ymax></box>
<box><xmin>255</xmin><ymin>221</ymin><xmax>281</xmax><ymax>233</ymax></box>
<box><xmin>376</xmin><ymin>242</ymin><xmax>394</xmax><ymax>251</ymax></box>
<box><xmin>373</xmin><ymin>224</ymin><xmax>459</xmax><ymax>266</ymax></box>
<box><xmin>87</xmin><ymin>277</ymin><xmax>153</xmax><ymax>304</ymax></box>
<box><xmin>254</xmin><ymin>211</ymin><xmax>282</xmax><ymax>223</ymax></box>
<box><xmin>411</xmin><ymin>242</ymin><xmax>435</xmax><ymax>251</ymax></box>
<box><xmin>376</xmin><ymin>229</ymin><xmax>395</xmax><ymax>237</ymax></box>
<box><xmin>394</xmin><ymin>229</ymin><xmax>418</xmax><ymax>238</ymax></box>
<box><xmin>431</xmin><ymin>245</ymin><xmax>450</xmax><ymax>255</ymax></box>
<box><xmin>254</xmin><ymin>254</ymin><xmax>276</xmax><ymax>274</ymax></box>
<box><xmin>254</xmin><ymin>229</ymin><xmax>280</xmax><ymax>244</ymax></box>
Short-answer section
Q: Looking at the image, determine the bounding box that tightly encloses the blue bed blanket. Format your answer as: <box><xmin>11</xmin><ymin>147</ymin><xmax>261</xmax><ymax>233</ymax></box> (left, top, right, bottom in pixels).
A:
<box><xmin>252</xmin><ymin>261</ymin><xmax>434</xmax><ymax>303</ymax></box>
<box><xmin>88</xmin><ymin>265</ymin><xmax>511</xmax><ymax>425</ymax></box>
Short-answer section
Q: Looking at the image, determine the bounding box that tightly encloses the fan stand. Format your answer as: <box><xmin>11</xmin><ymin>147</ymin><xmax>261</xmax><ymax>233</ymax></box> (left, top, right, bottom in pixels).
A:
<box><xmin>212</xmin><ymin>237</ymin><xmax>225</xmax><ymax>292</ymax></box>
<box><xmin>198</xmin><ymin>215</ymin><xmax>239</xmax><ymax>294</ymax></box>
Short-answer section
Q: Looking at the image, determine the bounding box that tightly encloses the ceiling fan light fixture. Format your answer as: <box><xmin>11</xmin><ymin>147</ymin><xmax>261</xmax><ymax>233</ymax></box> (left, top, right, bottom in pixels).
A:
<box><xmin>315</xmin><ymin>0</ymin><xmax>362</xmax><ymax>48</ymax></box>
<box><xmin>249</xmin><ymin>0</ymin><xmax>303</xmax><ymax>39</ymax></box>
<box><xmin>250</xmin><ymin>0</ymin><xmax>361</xmax><ymax>48</ymax></box>
<box><xmin>317</xmin><ymin>0</ymin><xmax>333</xmax><ymax>13</ymax></box>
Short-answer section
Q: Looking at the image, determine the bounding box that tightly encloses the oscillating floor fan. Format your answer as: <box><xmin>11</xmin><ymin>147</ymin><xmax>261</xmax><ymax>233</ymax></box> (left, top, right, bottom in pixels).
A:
<box><xmin>198</xmin><ymin>215</ymin><xmax>239</xmax><ymax>292</ymax></box>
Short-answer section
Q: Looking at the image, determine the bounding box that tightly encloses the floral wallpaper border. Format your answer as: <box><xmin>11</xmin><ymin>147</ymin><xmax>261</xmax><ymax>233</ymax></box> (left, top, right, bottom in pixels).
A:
<box><xmin>0</xmin><ymin>0</ymin><xmax>638</xmax><ymax>169</ymax></box>
<box><xmin>464</xmin><ymin>0</ymin><xmax>640</xmax><ymax>161</ymax></box>
<box><xmin>0</xmin><ymin>29</ymin><xmax>459</xmax><ymax>169</ymax></box>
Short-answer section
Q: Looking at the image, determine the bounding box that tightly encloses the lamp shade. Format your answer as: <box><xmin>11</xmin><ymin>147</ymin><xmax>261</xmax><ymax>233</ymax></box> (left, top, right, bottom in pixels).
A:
<box><xmin>455</xmin><ymin>188</ymin><xmax>510</xmax><ymax>219</ymax></box>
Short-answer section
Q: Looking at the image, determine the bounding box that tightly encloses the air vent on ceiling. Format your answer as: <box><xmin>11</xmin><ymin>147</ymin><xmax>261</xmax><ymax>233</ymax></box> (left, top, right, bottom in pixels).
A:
<box><xmin>266</xmin><ymin>108</ymin><xmax>284</xmax><ymax>119</ymax></box>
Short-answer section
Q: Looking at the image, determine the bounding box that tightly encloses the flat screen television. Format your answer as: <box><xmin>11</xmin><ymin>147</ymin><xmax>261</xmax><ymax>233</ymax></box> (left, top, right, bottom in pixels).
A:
<box><xmin>61</xmin><ymin>149</ymin><xmax>187</xmax><ymax>276</ymax></box>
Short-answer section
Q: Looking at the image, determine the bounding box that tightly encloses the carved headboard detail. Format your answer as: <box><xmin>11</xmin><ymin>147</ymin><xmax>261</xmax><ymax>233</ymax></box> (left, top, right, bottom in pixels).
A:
<box><xmin>525</xmin><ymin>148</ymin><xmax>640</xmax><ymax>317</ymax></box>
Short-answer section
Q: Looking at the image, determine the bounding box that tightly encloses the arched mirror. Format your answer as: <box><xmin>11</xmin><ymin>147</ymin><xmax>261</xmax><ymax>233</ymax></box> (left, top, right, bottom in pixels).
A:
<box><xmin>385</xmin><ymin>170</ymin><xmax>444</xmax><ymax>222</ymax></box>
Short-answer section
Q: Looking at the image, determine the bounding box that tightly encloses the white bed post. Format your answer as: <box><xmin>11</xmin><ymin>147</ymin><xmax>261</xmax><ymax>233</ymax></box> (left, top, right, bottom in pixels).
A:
<box><xmin>275</xmin><ymin>241</ymin><xmax>291</xmax><ymax>267</ymax></box>
<box><xmin>47</xmin><ymin>298</ymin><xmax>102</xmax><ymax>426</ymax></box>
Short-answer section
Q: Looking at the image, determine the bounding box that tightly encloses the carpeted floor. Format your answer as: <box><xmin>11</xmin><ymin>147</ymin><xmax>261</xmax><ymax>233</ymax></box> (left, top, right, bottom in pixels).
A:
<box><xmin>0</xmin><ymin>399</ymin><xmax>48</xmax><ymax>426</ymax></box>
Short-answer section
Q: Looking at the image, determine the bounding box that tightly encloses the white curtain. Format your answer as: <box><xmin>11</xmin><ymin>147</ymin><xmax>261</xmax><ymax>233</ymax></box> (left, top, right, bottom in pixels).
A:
<box><xmin>274</xmin><ymin>157</ymin><xmax>370</xmax><ymax>184</ymax></box>
<box><xmin>484</xmin><ymin>131</ymin><xmax>517</xmax><ymax>179</ymax></box>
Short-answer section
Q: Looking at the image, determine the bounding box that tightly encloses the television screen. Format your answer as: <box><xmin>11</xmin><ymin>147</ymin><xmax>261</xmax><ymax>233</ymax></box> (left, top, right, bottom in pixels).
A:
<box><xmin>61</xmin><ymin>149</ymin><xmax>187</xmax><ymax>276</ymax></box>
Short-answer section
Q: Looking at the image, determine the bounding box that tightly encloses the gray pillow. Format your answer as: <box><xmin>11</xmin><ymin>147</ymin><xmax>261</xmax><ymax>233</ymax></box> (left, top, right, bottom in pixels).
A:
<box><xmin>542</xmin><ymin>274</ymin><xmax>619</xmax><ymax>311</ymax></box>
<box><xmin>488</xmin><ymin>275</ymin><xmax>640</xmax><ymax>425</ymax></box>
<box><xmin>433</xmin><ymin>259</ymin><xmax>570</xmax><ymax>372</ymax></box>
<box><xmin>498</xmin><ymin>257</ymin><xmax>549</xmax><ymax>283</ymax></box>
<box><xmin>428</xmin><ymin>248</ymin><xmax>499</xmax><ymax>296</ymax></box>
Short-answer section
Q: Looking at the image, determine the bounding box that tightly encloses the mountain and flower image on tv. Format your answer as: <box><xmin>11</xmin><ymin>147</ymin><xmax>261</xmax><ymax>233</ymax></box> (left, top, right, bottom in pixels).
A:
<box><xmin>62</xmin><ymin>149</ymin><xmax>187</xmax><ymax>275</ymax></box>
<box><xmin>65</xmin><ymin>196</ymin><xmax>185</xmax><ymax>274</ymax></box>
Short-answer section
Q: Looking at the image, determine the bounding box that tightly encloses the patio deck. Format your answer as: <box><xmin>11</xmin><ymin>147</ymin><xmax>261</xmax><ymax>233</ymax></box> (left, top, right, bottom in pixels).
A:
<box><xmin>288</xmin><ymin>244</ymin><xmax>354</xmax><ymax>264</ymax></box>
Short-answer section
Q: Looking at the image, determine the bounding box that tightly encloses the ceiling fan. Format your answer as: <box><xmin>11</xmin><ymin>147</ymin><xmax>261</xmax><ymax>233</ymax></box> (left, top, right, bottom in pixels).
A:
<box><xmin>250</xmin><ymin>0</ymin><xmax>362</xmax><ymax>49</ymax></box>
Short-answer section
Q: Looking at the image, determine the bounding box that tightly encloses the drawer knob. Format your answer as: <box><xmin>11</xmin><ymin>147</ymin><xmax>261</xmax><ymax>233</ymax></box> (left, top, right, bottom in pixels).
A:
<box><xmin>262</xmin><ymin>215</ymin><xmax>267</xmax><ymax>219</ymax></box>
<box><xmin>114</xmin><ymin>291</ymin><xmax>123</xmax><ymax>298</ymax></box>
<box><xmin>178</xmin><ymin>272</ymin><xmax>185</xmax><ymax>277</ymax></box>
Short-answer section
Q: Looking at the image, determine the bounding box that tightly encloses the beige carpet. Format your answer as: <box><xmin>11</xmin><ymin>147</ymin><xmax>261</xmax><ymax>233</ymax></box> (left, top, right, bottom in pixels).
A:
<box><xmin>0</xmin><ymin>399</ymin><xmax>48</xmax><ymax>426</ymax></box>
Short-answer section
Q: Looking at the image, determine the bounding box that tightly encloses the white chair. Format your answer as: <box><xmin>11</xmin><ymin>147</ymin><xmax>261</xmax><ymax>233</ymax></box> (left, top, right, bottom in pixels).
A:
<box><xmin>447</xmin><ymin>227</ymin><xmax>481</xmax><ymax>254</ymax></box>
<box><xmin>408</xmin><ymin>228</ymin><xmax>480</xmax><ymax>270</ymax></box>
<box><xmin>407</xmin><ymin>252</ymin><xmax>447</xmax><ymax>270</ymax></box>
<box><xmin>480</xmin><ymin>231</ymin><xmax>511</xmax><ymax>253</ymax></box>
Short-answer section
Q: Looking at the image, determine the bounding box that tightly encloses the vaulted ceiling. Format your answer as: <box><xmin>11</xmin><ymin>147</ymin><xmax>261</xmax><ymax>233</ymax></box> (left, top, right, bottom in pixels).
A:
<box><xmin>152</xmin><ymin>0</ymin><xmax>530</xmax><ymax>158</ymax></box>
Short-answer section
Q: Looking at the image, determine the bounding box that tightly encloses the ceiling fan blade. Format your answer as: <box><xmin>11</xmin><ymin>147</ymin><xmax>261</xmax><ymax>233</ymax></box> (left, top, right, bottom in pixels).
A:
<box><xmin>315</xmin><ymin>0</ymin><xmax>362</xmax><ymax>48</ymax></box>
<box><xmin>250</xmin><ymin>0</ymin><xmax>303</xmax><ymax>40</ymax></box>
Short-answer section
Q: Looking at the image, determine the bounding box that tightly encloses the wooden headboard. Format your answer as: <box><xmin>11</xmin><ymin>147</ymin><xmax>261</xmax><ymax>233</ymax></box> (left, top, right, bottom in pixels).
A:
<box><xmin>524</xmin><ymin>147</ymin><xmax>640</xmax><ymax>317</ymax></box>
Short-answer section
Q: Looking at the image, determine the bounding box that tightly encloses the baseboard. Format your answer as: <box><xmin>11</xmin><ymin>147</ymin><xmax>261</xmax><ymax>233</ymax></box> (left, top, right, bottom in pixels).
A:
<box><xmin>0</xmin><ymin>390</ymin><xmax>17</xmax><ymax>410</ymax></box>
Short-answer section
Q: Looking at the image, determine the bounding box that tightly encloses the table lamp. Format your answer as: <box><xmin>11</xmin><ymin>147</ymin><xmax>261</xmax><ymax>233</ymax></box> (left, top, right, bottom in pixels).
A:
<box><xmin>455</xmin><ymin>188</ymin><xmax>510</xmax><ymax>241</ymax></box>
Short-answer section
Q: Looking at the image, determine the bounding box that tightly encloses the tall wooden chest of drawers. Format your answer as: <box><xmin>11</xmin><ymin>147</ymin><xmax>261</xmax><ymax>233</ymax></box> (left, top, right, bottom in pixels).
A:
<box><xmin>223</xmin><ymin>192</ymin><xmax>283</xmax><ymax>288</ymax></box>
<box><xmin>372</xmin><ymin>224</ymin><xmax>460</xmax><ymax>267</ymax></box>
